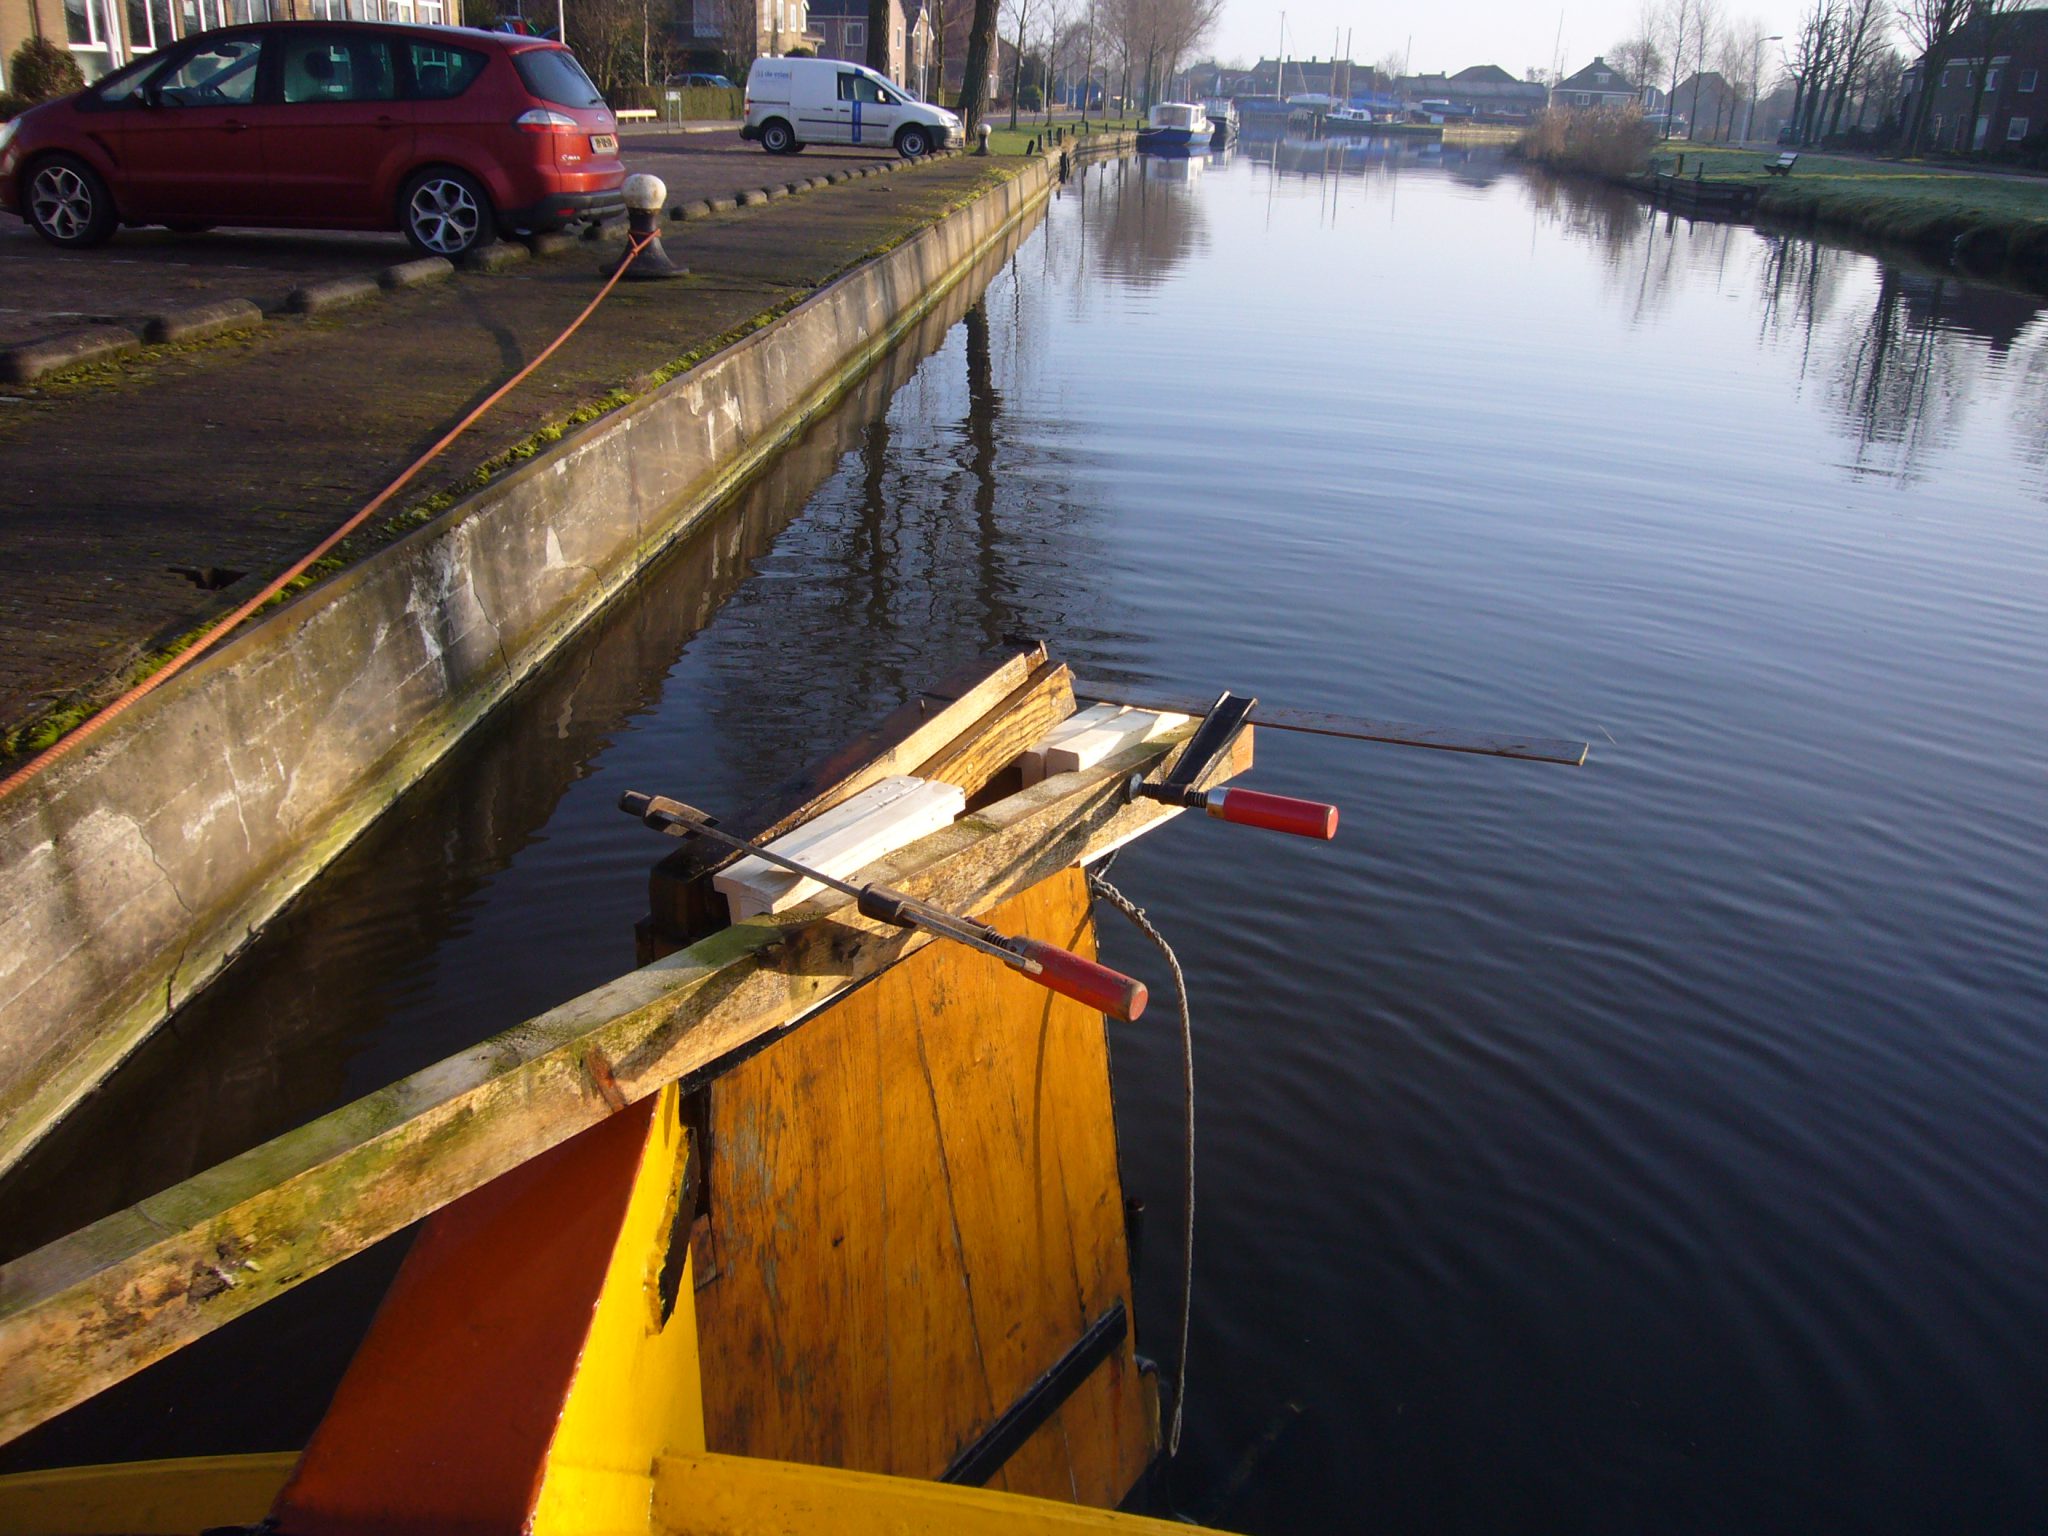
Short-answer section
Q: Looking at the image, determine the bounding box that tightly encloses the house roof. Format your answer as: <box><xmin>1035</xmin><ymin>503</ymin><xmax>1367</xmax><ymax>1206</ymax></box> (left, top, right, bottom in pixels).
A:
<box><xmin>808</xmin><ymin>0</ymin><xmax>863</xmax><ymax>18</ymax></box>
<box><xmin>1557</xmin><ymin>56</ymin><xmax>1634</xmax><ymax>93</ymax></box>
<box><xmin>1451</xmin><ymin>63</ymin><xmax>1518</xmax><ymax>84</ymax></box>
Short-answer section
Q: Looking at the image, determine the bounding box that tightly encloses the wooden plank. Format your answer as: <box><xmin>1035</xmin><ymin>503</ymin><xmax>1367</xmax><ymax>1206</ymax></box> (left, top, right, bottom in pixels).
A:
<box><xmin>694</xmin><ymin>870</ymin><xmax>1151</xmax><ymax>1505</ymax></box>
<box><xmin>1019</xmin><ymin>704</ymin><xmax>1123</xmax><ymax>788</ymax></box>
<box><xmin>1043</xmin><ymin>710</ymin><xmax>1189</xmax><ymax>779</ymax></box>
<box><xmin>711</xmin><ymin>777</ymin><xmax>967</xmax><ymax>919</ymax></box>
<box><xmin>916</xmin><ymin>661</ymin><xmax>1077</xmax><ymax>803</ymax></box>
<box><xmin>648</xmin><ymin>647</ymin><xmax>1047</xmax><ymax>937</ymax></box>
<box><xmin>1074</xmin><ymin>678</ymin><xmax>1591</xmax><ymax>766</ymax></box>
<box><xmin>0</xmin><ymin>720</ymin><xmax>1254</xmax><ymax>1447</ymax></box>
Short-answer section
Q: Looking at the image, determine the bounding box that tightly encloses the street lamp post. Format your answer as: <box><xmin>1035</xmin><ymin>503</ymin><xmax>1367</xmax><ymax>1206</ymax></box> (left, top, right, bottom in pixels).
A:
<box><xmin>1745</xmin><ymin>34</ymin><xmax>1782</xmax><ymax>143</ymax></box>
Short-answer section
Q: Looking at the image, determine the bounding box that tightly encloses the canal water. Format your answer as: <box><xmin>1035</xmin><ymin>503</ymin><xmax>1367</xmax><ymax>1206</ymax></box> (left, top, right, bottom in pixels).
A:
<box><xmin>7</xmin><ymin>144</ymin><xmax>2048</xmax><ymax>1533</ymax></box>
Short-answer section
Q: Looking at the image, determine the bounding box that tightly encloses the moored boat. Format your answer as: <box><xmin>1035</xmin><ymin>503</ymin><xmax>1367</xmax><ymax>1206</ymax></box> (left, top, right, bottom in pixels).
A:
<box><xmin>0</xmin><ymin>644</ymin><xmax>1326</xmax><ymax>1536</ymax></box>
<box><xmin>1136</xmin><ymin>101</ymin><xmax>1213</xmax><ymax>154</ymax></box>
<box><xmin>1201</xmin><ymin>97</ymin><xmax>1239</xmax><ymax>143</ymax></box>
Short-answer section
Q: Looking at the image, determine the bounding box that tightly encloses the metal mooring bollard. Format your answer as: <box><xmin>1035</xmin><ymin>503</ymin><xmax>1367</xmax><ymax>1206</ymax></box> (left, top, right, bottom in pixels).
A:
<box><xmin>977</xmin><ymin>122</ymin><xmax>992</xmax><ymax>155</ymax></box>
<box><xmin>607</xmin><ymin>173</ymin><xmax>685</xmax><ymax>280</ymax></box>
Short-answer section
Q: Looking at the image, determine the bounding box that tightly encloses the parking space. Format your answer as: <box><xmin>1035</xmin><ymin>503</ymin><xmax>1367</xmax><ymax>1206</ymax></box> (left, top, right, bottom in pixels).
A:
<box><xmin>0</xmin><ymin>222</ymin><xmax>410</xmax><ymax>347</ymax></box>
<box><xmin>0</xmin><ymin>128</ymin><xmax>900</xmax><ymax>349</ymax></box>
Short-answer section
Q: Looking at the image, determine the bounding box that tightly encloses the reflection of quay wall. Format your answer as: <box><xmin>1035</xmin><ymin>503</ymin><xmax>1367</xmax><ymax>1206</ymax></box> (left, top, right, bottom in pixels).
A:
<box><xmin>0</xmin><ymin>149</ymin><xmax>1079</xmax><ymax>1177</ymax></box>
<box><xmin>0</xmin><ymin>229</ymin><xmax>1032</xmax><ymax>1266</ymax></box>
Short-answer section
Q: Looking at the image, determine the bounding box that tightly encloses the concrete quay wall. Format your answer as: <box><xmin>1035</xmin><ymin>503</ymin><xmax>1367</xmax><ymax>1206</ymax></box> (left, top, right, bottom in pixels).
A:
<box><xmin>0</xmin><ymin>146</ymin><xmax>1085</xmax><ymax>1174</ymax></box>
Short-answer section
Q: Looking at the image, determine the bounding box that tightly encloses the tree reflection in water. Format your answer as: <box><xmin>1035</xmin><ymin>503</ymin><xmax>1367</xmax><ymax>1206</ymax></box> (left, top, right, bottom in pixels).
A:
<box><xmin>1526</xmin><ymin>174</ymin><xmax>2048</xmax><ymax>490</ymax></box>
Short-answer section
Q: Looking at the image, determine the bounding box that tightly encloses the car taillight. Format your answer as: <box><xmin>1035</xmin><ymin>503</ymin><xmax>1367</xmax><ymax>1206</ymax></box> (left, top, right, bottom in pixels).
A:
<box><xmin>515</xmin><ymin>108</ymin><xmax>579</xmax><ymax>132</ymax></box>
<box><xmin>743</xmin><ymin>95</ymin><xmax>752</xmax><ymax>113</ymax></box>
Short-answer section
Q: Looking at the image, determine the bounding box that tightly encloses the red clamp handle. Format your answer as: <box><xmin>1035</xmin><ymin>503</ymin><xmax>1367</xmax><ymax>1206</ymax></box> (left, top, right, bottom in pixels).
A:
<box><xmin>1009</xmin><ymin>938</ymin><xmax>1149</xmax><ymax>1022</ymax></box>
<box><xmin>1206</xmin><ymin>787</ymin><xmax>1340</xmax><ymax>841</ymax></box>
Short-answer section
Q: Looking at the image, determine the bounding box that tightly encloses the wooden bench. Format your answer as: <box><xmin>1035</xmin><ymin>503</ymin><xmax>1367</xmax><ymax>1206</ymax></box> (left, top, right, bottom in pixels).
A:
<box><xmin>1765</xmin><ymin>151</ymin><xmax>1799</xmax><ymax>176</ymax></box>
<box><xmin>615</xmin><ymin>108</ymin><xmax>658</xmax><ymax>123</ymax></box>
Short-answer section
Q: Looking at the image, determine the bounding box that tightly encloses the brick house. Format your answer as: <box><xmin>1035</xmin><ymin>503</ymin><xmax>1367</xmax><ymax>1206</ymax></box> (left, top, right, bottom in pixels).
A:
<box><xmin>807</xmin><ymin>0</ymin><xmax>931</xmax><ymax>93</ymax></box>
<box><xmin>1</xmin><ymin>0</ymin><xmax>459</xmax><ymax>86</ymax></box>
<box><xmin>1900</xmin><ymin>5</ymin><xmax>2048</xmax><ymax>151</ymax></box>
<box><xmin>1551</xmin><ymin>56</ymin><xmax>1636</xmax><ymax>110</ymax></box>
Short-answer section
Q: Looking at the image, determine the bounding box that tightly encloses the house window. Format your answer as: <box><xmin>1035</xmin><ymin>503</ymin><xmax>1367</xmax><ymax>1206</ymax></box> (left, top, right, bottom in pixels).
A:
<box><xmin>65</xmin><ymin>0</ymin><xmax>103</xmax><ymax>49</ymax></box>
<box><xmin>2020</xmin><ymin>69</ymin><xmax>2038</xmax><ymax>92</ymax></box>
<box><xmin>1986</xmin><ymin>67</ymin><xmax>1999</xmax><ymax>89</ymax></box>
<box><xmin>1941</xmin><ymin>67</ymin><xmax>1952</xmax><ymax>87</ymax></box>
<box><xmin>845</xmin><ymin>19</ymin><xmax>863</xmax><ymax>45</ymax></box>
<box><xmin>2011</xmin><ymin>115</ymin><xmax>2031</xmax><ymax>139</ymax></box>
<box><xmin>125</xmin><ymin>0</ymin><xmax>179</xmax><ymax>50</ymax></box>
<box><xmin>1932</xmin><ymin>112</ymin><xmax>1944</xmax><ymax>137</ymax></box>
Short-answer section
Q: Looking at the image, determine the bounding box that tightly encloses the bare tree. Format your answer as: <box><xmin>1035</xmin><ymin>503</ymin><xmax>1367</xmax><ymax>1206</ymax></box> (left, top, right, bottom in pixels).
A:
<box><xmin>1820</xmin><ymin>0</ymin><xmax>1887</xmax><ymax>135</ymax></box>
<box><xmin>1611</xmin><ymin>8</ymin><xmax>1667</xmax><ymax>100</ymax></box>
<box><xmin>1002</xmin><ymin>0</ymin><xmax>1032</xmax><ymax>126</ymax></box>
<box><xmin>1720</xmin><ymin>15</ymin><xmax>1770</xmax><ymax>139</ymax></box>
<box><xmin>1687</xmin><ymin>0</ymin><xmax>1723</xmax><ymax>136</ymax></box>
<box><xmin>1897</xmin><ymin>0</ymin><xmax>1969</xmax><ymax>151</ymax></box>
<box><xmin>1658</xmin><ymin>0</ymin><xmax>1699</xmax><ymax>135</ymax></box>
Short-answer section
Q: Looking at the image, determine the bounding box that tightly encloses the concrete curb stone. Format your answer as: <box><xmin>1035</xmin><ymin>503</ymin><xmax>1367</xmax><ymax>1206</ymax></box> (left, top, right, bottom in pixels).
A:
<box><xmin>461</xmin><ymin>241</ymin><xmax>531</xmax><ymax>273</ymax></box>
<box><xmin>524</xmin><ymin>230</ymin><xmax>579</xmax><ymax>257</ymax></box>
<box><xmin>674</xmin><ymin>199</ymin><xmax>714</xmax><ymax>220</ymax></box>
<box><xmin>379</xmin><ymin>256</ymin><xmax>454</xmax><ymax>289</ymax></box>
<box><xmin>142</xmin><ymin>299</ymin><xmax>262</xmax><ymax>345</ymax></box>
<box><xmin>763</xmin><ymin>184</ymin><xmax>787</xmax><ymax>200</ymax></box>
<box><xmin>737</xmin><ymin>189</ymin><xmax>768</xmax><ymax>206</ymax></box>
<box><xmin>286</xmin><ymin>275</ymin><xmax>382</xmax><ymax>315</ymax></box>
<box><xmin>707</xmin><ymin>195</ymin><xmax>738</xmax><ymax>213</ymax></box>
<box><xmin>0</xmin><ymin>326</ymin><xmax>142</xmax><ymax>384</ymax></box>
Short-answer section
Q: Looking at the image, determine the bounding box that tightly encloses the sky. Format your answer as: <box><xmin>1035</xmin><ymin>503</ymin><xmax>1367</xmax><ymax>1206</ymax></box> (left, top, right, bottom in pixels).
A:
<box><xmin>1205</xmin><ymin>0</ymin><xmax>1807</xmax><ymax>81</ymax></box>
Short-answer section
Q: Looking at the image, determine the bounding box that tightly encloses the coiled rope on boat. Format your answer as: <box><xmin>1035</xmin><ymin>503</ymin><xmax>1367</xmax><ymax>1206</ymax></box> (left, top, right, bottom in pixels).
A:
<box><xmin>1087</xmin><ymin>866</ymin><xmax>1194</xmax><ymax>1457</ymax></box>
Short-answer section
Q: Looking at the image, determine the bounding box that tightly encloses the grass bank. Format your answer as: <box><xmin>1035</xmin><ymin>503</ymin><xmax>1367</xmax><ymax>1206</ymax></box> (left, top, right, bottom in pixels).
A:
<box><xmin>1639</xmin><ymin>142</ymin><xmax>2048</xmax><ymax>289</ymax></box>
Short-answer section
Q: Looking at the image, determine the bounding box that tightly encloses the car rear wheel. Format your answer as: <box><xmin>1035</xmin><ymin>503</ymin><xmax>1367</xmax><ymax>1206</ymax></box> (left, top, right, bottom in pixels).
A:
<box><xmin>26</xmin><ymin>154</ymin><xmax>118</xmax><ymax>249</ymax></box>
<box><xmin>401</xmin><ymin>168</ymin><xmax>495</xmax><ymax>258</ymax></box>
<box><xmin>895</xmin><ymin>125</ymin><xmax>932</xmax><ymax>159</ymax></box>
<box><xmin>759</xmin><ymin>118</ymin><xmax>796</xmax><ymax>154</ymax></box>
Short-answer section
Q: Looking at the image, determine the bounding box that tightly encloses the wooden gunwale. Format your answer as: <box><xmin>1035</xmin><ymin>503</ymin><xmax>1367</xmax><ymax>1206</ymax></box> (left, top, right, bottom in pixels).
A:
<box><xmin>0</xmin><ymin>720</ymin><xmax>1253</xmax><ymax>1448</ymax></box>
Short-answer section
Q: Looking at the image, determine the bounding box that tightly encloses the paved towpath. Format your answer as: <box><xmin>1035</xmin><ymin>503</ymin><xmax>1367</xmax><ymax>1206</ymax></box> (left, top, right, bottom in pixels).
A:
<box><xmin>0</xmin><ymin>148</ymin><xmax>1019</xmax><ymax>748</ymax></box>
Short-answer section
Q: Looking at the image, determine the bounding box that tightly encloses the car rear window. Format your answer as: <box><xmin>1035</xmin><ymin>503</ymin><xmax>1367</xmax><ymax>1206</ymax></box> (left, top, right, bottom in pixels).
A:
<box><xmin>408</xmin><ymin>41</ymin><xmax>487</xmax><ymax>99</ymax></box>
<box><xmin>512</xmin><ymin>47</ymin><xmax>604</xmax><ymax>108</ymax></box>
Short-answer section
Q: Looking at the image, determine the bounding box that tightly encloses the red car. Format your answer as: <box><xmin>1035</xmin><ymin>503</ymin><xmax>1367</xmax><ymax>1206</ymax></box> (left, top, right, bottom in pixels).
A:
<box><xmin>0</xmin><ymin>23</ymin><xmax>624</xmax><ymax>257</ymax></box>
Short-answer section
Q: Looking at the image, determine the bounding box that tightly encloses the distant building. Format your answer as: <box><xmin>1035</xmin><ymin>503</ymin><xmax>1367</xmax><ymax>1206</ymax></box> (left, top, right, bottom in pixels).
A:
<box><xmin>1899</xmin><ymin>5</ymin><xmax>2048</xmax><ymax>151</ymax></box>
<box><xmin>1551</xmin><ymin>56</ymin><xmax>1638</xmax><ymax>110</ymax></box>
<box><xmin>809</xmin><ymin>0</ymin><xmax>932</xmax><ymax>91</ymax></box>
<box><xmin>1672</xmin><ymin>70</ymin><xmax>1740</xmax><ymax>139</ymax></box>
<box><xmin>1402</xmin><ymin>62</ymin><xmax>1548</xmax><ymax>120</ymax></box>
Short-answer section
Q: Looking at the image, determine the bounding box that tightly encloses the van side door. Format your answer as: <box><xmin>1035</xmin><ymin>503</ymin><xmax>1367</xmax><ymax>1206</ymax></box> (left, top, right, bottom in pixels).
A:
<box><xmin>837</xmin><ymin>68</ymin><xmax>900</xmax><ymax>147</ymax></box>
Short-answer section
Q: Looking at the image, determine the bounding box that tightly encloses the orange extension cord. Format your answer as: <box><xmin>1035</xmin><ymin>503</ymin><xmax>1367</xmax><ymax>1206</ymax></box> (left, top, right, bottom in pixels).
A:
<box><xmin>0</xmin><ymin>234</ymin><xmax>654</xmax><ymax>804</ymax></box>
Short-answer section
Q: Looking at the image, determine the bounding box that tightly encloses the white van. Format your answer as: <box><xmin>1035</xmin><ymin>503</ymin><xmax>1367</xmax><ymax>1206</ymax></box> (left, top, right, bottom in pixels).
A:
<box><xmin>742</xmin><ymin>56</ymin><xmax>963</xmax><ymax>159</ymax></box>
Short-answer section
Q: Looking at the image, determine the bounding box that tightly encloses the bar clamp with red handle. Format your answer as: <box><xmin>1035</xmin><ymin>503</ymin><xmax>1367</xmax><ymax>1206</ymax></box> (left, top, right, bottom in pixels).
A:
<box><xmin>620</xmin><ymin>790</ymin><xmax>1148</xmax><ymax>1022</ymax></box>
<box><xmin>1125</xmin><ymin>691</ymin><xmax>1340</xmax><ymax>841</ymax></box>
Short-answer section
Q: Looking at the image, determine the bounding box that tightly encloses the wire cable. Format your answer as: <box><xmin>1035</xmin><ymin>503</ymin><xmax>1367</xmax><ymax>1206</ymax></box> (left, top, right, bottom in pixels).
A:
<box><xmin>0</xmin><ymin>233</ymin><xmax>655</xmax><ymax>803</ymax></box>
<box><xmin>1088</xmin><ymin>867</ymin><xmax>1194</xmax><ymax>1457</ymax></box>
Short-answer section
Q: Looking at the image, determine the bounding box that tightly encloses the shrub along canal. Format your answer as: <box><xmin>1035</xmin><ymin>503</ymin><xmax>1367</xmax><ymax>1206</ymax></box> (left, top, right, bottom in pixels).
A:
<box><xmin>4</xmin><ymin>143</ymin><xmax>2046</xmax><ymax>1533</ymax></box>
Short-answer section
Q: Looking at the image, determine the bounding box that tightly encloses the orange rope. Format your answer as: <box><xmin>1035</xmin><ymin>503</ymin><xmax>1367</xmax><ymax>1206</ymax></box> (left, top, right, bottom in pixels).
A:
<box><xmin>0</xmin><ymin>233</ymin><xmax>655</xmax><ymax>803</ymax></box>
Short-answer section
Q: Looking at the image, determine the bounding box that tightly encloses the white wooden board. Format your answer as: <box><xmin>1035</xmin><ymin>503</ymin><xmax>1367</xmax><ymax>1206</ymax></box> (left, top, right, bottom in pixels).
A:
<box><xmin>1045</xmin><ymin>709</ymin><xmax>1189</xmax><ymax>776</ymax></box>
<box><xmin>711</xmin><ymin>775</ymin><xmax>968</xmax><ymax>920</ymax></box>
<box><xmin>1018</xmin><ymin>703</ymin><xmax>1125</xmax><ymax>787</ymax></box>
